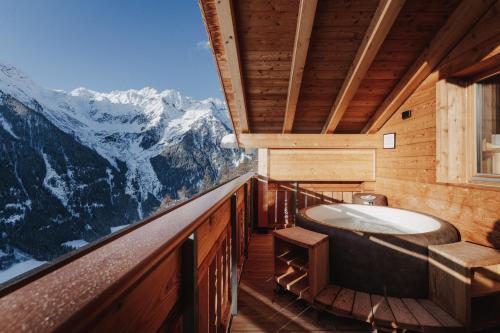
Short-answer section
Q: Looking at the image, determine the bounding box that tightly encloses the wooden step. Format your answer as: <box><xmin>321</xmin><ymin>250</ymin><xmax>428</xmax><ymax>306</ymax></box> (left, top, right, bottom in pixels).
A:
<box><xmin>311</xmin><ymin>284</ymin><xmax>465</xmax><ymax>333</ymax></box>
<box><xmin>352</xmin><ymin>291</ymin><xmax>373</xmax><ymax>323</ymax></box>
<box><xmin>314</xmin><ymin>284</ymin><xmax>341</xmax><ymax>309</ymax></box>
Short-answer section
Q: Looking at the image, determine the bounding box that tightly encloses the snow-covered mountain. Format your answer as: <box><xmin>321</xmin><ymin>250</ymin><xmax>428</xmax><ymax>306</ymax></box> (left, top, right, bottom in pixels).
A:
<box><xmin>0</xmin><ymin>63</ymin><xmax>251</xmax><ymax>281</ymax></box>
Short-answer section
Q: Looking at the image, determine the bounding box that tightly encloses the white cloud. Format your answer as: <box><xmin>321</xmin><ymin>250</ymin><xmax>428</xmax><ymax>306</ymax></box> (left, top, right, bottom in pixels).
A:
<box><xmin>196</xmin><ymin>40</ymin><xmax>211</xmax><ymax>50</ymax></box>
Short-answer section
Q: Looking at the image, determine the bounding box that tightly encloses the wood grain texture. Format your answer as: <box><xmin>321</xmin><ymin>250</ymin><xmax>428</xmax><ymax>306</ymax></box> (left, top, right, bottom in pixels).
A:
<box><xmin>197</xmin><ymin>201</ymin><xmax>231</xmax><ymax>267</ymax></box>
<box><xmin>363</xmin><ymin>0</ymin><xmax>496</xmax><ymax>133</ymax></box>
<box><xmin>213</xmin><ymin>0</ymin><xmax>250</xmax><ymax>133</ymax></box>
<box><xmin>239</xmin><ymin>133</ymin><xmax>377</xmax><ymax>148</ymax></box>
<box><xmin>402</xmin><ymin>298</ymin><xmax>441</xmax><ymax>328</ymax></box>
<box><xmin>293</xmin><ymin>0</ymin><xmax>379</xmax><ymax>133</ymax></box>
<box><xmin>418</xmin><ymin>299</ymin><xmax>463</xmax><ymax>328</ymax></box>
<box><xmin>435</xmin><ymin>79</ymin><xmax>468</xmax><ymax>184</ymax></box>
<box><xmin>257</xmin><ymin>178</ymin><xmax>365</xmax><ymax>228</ymax></box>
<box><xmin>386</xmin><ymin>296</ymin><xmax>419</xmax><ymax>330</ymax></box>
<box><xmin>370</xmin><ymin>294</ymin><xmax>396</xmax><ymax>328</ymax></box>
<box><xmin>283</xmin><ymin>0</ymin><xmax>318</xmax><ymax>133</ymax></box>
<box><xmin>439</xmin><ymin>0</ymin><xmax>500</xmax><ymax>79</ymax></box>
<box><xmin>352</xmin><ymin>291</ymin><xmax>373</xmax><ymax>323</ymax></box>
<box><xmin>268</xmin><ymin>149</ymin><xmax>376</xmax><ymax>181</ymax></box>
<box><xmin>89</xmin><ymin>250</ymin><xmax>181</xmax><ymax>332</ymax></box>
<box><xmin>273</xmin><ymin>226</ymin><xmax>328</xmax><ymax>248</ymax></box>
<box><xmin>314</xmin><ymin>284</ymin><xmax>341</xmax><ymax>308</ymax></box>
<box><xmin>429</xmin><ymin>242</ymin><xmax>500</xmax><ymax>268</ymax></box>
<box><xmin>231</xmin><ymin>233</ymin><xmax>371</xmax><ymax>332</ymax></box>
<box><xmin>308</xmin><ymin>237</ymin><xmax>329</xmax><ymax>297</ymax></box>
<box><xmin>332</xmin><ymin>288</ymin><xmax>355</xmax><ymax>316</ymax></box>
<box><xmin>201</xmin><ymin>0</ymin><xmax>471</xmax><ymax>134</ymax></box>
<box><xmin>322</xmin><ymin>0</ymin><xmax>405</xmax><ymax>133</ymax></box>
<box><xmin>237</xmin><ymin>235</ymin><xmax>465</xmax><ymax>332</ymax></box>
<box><xmin>338</xmin><ymin>0</ymin><xmax>461</xmax><ymax>133</ymax></box>
<box><xmin>374</xmin><ymin>43</ymin><xmax>500</xmax><ymax>249</ymax></box>
<box><xmin>199</xmin><ymin>0</ymin><xmax>242</xmax><ymax>139</ymax></box>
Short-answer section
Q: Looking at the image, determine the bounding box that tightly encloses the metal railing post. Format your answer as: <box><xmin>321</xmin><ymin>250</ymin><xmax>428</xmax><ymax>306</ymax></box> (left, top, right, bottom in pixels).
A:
<box><xmin>181</xmin><ymin>234</ymin><xmax>197</xmax><ymax>332</ymax></box>
<box><xmin>230</xmin><ymin>193</ymin><xmax>238</xmax><ymax>315</ymax></box>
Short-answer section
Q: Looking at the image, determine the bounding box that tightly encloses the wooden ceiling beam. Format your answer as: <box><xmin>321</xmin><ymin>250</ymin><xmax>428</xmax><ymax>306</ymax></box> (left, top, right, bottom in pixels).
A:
<box><xmin>322</xmin><ymin>0</ymin><xmax>405</xmax><ymax>134</ymax></box>
<box><xmin>215</xmin><ymin>0</ymin><xmax>250</xmax><ymax>133</ymax></box>
<box><xmin>238</xmin><ymin>134</ymin><xmax>377</xmax><ymax>149</ymax></box>
<box><xmin>362</xmin><ymin>0</ymin><xmax>496</xmax><ymax>134</ymax></box>
<box><xmin>282</xmin><ymin>0</ymin><xmax>318</xmax><ymax>134</ymax></box>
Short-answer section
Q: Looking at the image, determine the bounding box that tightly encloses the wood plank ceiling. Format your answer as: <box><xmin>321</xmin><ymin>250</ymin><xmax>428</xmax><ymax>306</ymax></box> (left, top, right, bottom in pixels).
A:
<box><xmin>200</xmin><ymin>0</ymin><xmax>467</xmax><ymax>136</ymax></box>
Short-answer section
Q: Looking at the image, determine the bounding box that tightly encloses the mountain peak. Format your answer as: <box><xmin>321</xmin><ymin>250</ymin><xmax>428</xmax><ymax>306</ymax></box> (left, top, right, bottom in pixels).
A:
<box><xmin>0</xmin><ymin>63</ymin><xmax>29</xmax><ymax>80</ymax></box>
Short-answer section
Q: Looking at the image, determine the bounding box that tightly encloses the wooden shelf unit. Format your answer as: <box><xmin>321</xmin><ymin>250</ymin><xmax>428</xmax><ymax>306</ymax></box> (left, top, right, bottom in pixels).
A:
<box><xmin>429</xmin><ymin>242</ymin><xmax>500</xmax><ymax>332</ymax></box>
<box><xmin>273</xmin><ymin>227</ymin><xmax>329</xmax><ymax>301</ymax></box>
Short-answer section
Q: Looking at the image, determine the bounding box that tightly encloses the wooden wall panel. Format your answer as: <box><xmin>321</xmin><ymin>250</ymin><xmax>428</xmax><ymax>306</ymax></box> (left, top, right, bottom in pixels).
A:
<box><xmin>374</xmin><ymin>74</ymin><xmax>500</xmax><ymax>249</ymax></box>
<box><xmin>374</xmin><ymin>4</ymin><xmax>500</xmax><ymax>248</ymax></box>
<box><xmin>268</xmin><ymin>149</ymin><xmax>376</xmax><ymax>181</ymax></box>
<box><xmin>435</xmin><ymin>79</ymin><xmax>469</xmax><ymax>183</ymax></box>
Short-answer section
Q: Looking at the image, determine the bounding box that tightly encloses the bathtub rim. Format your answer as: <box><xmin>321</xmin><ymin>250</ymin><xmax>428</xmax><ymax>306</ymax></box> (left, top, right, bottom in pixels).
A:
<box><xmin>297</xmin><ymin>203</ymin><xmax>458</xmax><ymax>237</ymax></box>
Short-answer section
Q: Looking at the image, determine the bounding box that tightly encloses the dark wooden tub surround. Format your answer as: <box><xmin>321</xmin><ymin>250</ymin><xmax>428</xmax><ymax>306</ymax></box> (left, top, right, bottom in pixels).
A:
<box><xmin>297</xmin><ymin>204</ymin><xmax>459</xmax><ymax>298</ymax></box>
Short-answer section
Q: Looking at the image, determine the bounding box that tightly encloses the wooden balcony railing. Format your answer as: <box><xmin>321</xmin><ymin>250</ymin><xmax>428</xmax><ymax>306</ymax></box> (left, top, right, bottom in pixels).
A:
<box><xmin>256</xmin><ymin>176</ymin><xmax>372</xmax><ymax>229</ymax></box>
<box><xmin>0</xmin><ymin>172</ymin><xmax>254</xmax><ymax>333</ymax></box>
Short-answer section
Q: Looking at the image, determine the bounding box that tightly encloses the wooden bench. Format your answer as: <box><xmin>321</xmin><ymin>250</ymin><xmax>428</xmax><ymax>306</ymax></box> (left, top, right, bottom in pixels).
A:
<box><xmin>429</xmin><ymin>241</ymin><xmax>500</xmax><ymax>332</ymax></box>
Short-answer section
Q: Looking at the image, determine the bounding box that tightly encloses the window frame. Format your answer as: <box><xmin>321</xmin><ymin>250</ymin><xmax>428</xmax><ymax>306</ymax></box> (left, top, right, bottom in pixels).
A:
<box><xmin>436</xmin><ymin>69</ymin><xmax>500</xmax><ymax>189</ymax></box>
<box><xmin>469</xmin><ymin>72</ymin><xmax>500</xmax><ymax>184</ymax></box>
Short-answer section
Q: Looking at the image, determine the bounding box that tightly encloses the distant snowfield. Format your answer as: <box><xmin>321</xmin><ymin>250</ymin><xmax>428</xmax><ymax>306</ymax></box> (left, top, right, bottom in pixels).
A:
<box><xmin>110</xmin><ymin>224</ymin><xmax>128</xmax><ymax>233</ymax></box>
<box><xmin>0</xmin><ymin>259</ymin><xmax>46</xmax><ymax>284</ymax></box>
<box><xmin>62</xmin><ymin>239</ymin><xmax>89</xmax><ymax>249</ymax></box>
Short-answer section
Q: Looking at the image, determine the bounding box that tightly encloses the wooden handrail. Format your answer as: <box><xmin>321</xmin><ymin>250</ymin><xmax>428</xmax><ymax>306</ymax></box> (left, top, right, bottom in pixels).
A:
<box><xmin>0</xmin><ymin>172</ymin><xmax>254</xmax><ymax>332</ymax></box>
<box><xmin>0</xmin><ymin>172</ymin><xmax>252</xmax><ymax>296</ymax></box>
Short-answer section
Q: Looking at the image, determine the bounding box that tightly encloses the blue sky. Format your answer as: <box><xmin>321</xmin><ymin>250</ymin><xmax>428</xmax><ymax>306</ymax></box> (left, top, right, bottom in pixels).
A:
<box><xmin>0</xmin><ymin>0</ymin><xmax>222</xmax><ymax>99</ymax></box>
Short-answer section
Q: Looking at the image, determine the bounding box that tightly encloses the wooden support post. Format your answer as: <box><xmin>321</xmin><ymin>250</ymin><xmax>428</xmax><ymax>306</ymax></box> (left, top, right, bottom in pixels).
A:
<box><xmin>294</xmin><ymin>181</ymin><xmax>299</xmax><ymax>222</ymax></box>
<box><xmin>251</xmin><ymin>177</ymin><xmax>257</xmax><ymax>231</ymax></box>
<box><xmin>230</xmin><ymin>193</ymin><xmax>238</xmax><ymax>315</ymax></box>
<box><xmin>181</xmin><ymin>234</ymin><xmax>197</xmax><ymax>333</ymax></box>
<box><xmin>244</xmin><ymin>183</ymin><xmax>249</xmax><ymax>259</ymax></box>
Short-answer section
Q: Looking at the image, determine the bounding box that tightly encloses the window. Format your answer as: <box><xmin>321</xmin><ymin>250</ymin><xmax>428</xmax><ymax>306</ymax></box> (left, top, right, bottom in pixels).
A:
<box><xmin>436</xmin><ymin>72</ymin><xmax>500</xmax><ymax>186</ymax></box>
<box><xmin>476</xmin><ymin>74</ymin><xmax>500</xmax><ymax>178</ymax></box>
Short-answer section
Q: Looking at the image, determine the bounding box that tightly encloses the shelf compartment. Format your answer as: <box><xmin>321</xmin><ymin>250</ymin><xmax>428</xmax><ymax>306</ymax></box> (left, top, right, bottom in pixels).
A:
<box><xmin>275</xmin><ymin>270</ymin><xmax>310</xmax><ymax>299</ymax></box>
<box><xmin>276</xmin><ymin>251</ymin><xmax>309</xmax><ymax>272</ymax></box>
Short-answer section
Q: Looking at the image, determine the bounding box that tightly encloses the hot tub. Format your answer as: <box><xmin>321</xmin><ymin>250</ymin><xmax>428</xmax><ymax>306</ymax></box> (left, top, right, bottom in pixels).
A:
<box><xmin>296</xmin><ymin>204</ymin><xmax>459</xmax><ymax>298</ymax></box>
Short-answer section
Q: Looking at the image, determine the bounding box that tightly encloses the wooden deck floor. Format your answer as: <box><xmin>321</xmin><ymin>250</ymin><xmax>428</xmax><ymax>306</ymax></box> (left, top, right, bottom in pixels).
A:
<box><xmin>231</xmin><ymin>233</ymin><xmax>374</xmax><ymax>332</ymax></box>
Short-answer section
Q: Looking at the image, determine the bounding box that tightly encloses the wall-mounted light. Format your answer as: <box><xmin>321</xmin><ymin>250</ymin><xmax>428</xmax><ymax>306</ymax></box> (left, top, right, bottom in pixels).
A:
<box><xmin>383</xmin><ymin>133</ymin><xmax>396</xmax><ymax>149</ymax></box>
<box><xmin>402</xmin><ymin>110</ymin><xmax>412</xmax><ymax>120</ymax></box>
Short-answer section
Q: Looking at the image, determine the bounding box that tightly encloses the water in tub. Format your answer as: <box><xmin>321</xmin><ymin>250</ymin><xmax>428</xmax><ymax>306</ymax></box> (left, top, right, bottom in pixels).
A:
<box><xmin>306</xmin><ymin>204</ymin><xmax>440</xmax><ymax>234</ymax></box>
